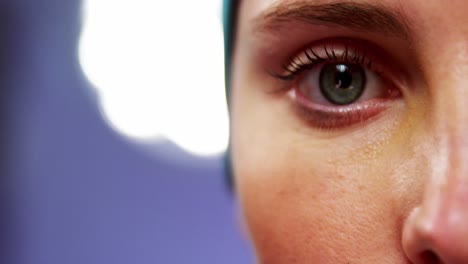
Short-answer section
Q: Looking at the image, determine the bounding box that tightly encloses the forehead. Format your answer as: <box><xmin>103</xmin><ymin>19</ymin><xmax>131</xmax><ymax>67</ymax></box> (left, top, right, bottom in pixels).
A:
<box><xmin>236</xmin><ymin>0</ymin><xmax>468</xmax><ymax>42</ymax></box>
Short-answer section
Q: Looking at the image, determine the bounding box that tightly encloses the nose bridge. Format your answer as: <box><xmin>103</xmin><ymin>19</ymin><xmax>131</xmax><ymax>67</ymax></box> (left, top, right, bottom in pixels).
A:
<box><xmin>416</xmin><ymin>122</ymin><xmax>468</xmax><ymax>263</ymax></box>
<box><xmin>401</xmin><ymin>46</ymin><xmax>468</xmax><ymax>264</ymax></box>
<box><xmin>433</xmin><ymin>127</ymin><xmax>468</xmax><ymax>234</ymax></box>
<box><xmin>432</xmin><ymin>46</ymin><xmax>468</xmax><ymax>183</ymax></box>
<box><xmin>428</xmin><ymin>47</ymin><xmax>468</xmax><ymax>222</ymax></box>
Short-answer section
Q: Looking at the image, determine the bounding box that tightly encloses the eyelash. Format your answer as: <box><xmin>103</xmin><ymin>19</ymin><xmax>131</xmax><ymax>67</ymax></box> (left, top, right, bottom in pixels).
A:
<box><xmin>275</xmin><ymin>45</ymin><xmax>373</xmax><ymax>81</ymax></box>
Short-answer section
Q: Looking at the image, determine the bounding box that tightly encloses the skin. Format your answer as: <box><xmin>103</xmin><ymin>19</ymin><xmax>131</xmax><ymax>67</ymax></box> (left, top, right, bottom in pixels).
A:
<box><xmin>230</xmin><ymin>0</ymin><xmax>468</xmax><ymax>263</ymax></box>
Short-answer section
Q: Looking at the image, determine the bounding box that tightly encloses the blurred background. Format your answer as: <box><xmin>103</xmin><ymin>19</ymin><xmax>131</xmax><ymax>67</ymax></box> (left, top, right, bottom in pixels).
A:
<box><xmin>1</xmin><ymin>0</ymin><xmax>252</xmax><ymax>263</ymax></box>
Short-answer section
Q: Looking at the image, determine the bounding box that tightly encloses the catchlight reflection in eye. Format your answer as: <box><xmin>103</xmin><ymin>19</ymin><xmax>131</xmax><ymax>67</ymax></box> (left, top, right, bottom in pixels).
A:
<box><xmin>79</xmin><ymin>0</ymin><xmax>228</xmax><ymax>156</ymax></box>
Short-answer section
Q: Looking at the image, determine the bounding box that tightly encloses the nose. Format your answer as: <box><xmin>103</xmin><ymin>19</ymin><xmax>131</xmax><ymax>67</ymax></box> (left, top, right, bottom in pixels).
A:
<box><xmin>402</xmin><ymin>135</ymin><xmax>468</xmax><ymax>263</ymax></box>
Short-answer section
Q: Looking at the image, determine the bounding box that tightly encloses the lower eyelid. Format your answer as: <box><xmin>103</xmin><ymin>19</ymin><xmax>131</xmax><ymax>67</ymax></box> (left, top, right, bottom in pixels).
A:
<box><xmin>290</xmin><ymin>90</ymin><xmax>394</xmax><ymax>130</ymax></box>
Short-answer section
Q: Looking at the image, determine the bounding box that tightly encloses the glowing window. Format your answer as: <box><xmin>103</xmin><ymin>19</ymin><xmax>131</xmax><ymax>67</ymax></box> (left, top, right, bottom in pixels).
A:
<box><xmin>79</xmin><ymin>0</ymin><xmax>228</xmax><ymax>156</ymax></box>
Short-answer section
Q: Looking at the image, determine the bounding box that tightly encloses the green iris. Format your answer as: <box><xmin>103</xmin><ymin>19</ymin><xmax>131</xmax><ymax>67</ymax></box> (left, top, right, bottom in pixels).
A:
<box><xmin>319</xmin><ymin>63</ymin><xmax>366</xmax><ymax>105</ymax></box>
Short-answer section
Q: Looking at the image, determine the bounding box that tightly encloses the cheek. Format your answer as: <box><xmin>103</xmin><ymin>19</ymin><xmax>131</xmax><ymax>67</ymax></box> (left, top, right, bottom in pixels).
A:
<box><xmin>232</xmin><ymin>105</ymin><xmax>429</xmax><ymax>264</ymax></box>
<box><xmin>235</xmin><ymin>146</ymin><xmax>392</xmax><ymax>263</ymax></box>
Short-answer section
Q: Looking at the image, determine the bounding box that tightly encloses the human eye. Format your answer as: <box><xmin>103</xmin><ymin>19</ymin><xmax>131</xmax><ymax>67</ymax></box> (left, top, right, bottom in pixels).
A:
<box><xmin>270</xmin><ymin>38</ymin><xmax>403</xmax><ymax>130</ymax></box>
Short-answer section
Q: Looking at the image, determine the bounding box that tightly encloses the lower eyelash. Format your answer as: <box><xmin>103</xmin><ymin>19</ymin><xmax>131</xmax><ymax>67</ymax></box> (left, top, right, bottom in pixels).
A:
<box><xmin>291</xmin><ymin>97</ymin><xmax>390</xmax><ymax>130</ymax></box>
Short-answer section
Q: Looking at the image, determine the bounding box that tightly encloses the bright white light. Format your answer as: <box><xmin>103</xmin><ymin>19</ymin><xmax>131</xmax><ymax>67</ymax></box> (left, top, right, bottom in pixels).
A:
<box><xmin>79</xmin><ymin>0</ymin><xmax>228</xmax><ymax>156</ymax></box>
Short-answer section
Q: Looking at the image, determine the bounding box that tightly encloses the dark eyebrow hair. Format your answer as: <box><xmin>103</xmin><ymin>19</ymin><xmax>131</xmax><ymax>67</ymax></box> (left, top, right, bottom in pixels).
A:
<box><xmin>253</xmin><ymin>1</ymin><xmax>411</xmax><ymax>39</ymax></box>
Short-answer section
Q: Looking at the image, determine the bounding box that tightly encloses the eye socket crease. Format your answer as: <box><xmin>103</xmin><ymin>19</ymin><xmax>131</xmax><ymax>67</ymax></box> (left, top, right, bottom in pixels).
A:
<box><xmin>252</xmin><ymin>0</ymin><xmax>413</xmax><ymax>40</ymax></box>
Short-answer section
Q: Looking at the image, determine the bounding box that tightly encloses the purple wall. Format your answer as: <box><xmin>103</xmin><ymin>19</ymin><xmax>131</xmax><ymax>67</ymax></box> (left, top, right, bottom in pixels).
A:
<box><xmin>1</xmin><ymin>0</ymin><xmax>252</xmax><ymax>263</ymax></box>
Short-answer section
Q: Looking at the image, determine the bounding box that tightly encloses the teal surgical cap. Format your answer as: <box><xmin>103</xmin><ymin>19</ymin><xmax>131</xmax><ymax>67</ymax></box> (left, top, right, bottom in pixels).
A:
<box><xmin>222</xmin><ymin>0</ymin><xmax>237</xmax><ymax>189</ymax></box>
<box><xmin>223</xmin><ymin>0</ymin><xmax>237</xmax><ymax>103</ymax></box>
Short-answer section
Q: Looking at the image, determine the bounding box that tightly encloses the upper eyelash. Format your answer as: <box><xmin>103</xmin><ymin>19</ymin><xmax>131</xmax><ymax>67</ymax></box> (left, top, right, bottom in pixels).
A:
<box><xmin>274</xmin><ymin>45</ymin><xmax>373</xmax><ymax>81</ymax></box>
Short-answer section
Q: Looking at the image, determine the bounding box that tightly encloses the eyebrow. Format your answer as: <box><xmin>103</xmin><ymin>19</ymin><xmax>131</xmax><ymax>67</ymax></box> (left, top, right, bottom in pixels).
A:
<box><xmin>253</xmin><ymin>1</ymin><xmax>411</xmax><ymax>39</ymax></box>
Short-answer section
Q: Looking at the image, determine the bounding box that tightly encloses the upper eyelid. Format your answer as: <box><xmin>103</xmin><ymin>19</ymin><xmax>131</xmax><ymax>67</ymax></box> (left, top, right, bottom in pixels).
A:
<box><xmin>275</xmin><ymin>44</ymin><xmax>374</xmax><ymax>80</ymax></box>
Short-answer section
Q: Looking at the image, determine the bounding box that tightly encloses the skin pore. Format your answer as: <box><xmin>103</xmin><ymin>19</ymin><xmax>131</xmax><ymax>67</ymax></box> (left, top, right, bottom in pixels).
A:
<box><xmin>229</xmin><ymin>0</ymin><xmax>468</xmax><ymax>263</ymax></box>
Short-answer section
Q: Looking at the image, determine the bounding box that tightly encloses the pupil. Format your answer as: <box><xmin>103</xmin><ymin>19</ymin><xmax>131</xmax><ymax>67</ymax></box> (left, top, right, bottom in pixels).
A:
<box><xmin>335</xmin><ymin>65</ymin><xmax>353</xmax><ymax>89</ymax></box>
